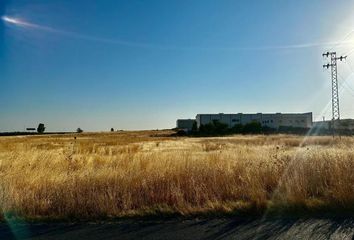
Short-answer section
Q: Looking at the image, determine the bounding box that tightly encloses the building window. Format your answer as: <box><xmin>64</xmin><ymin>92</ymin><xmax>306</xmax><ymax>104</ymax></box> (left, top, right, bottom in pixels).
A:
<box><xmin>232</xmin><ymin>119</ymin><xmax>239</xmax><ymax>122</ymax></box>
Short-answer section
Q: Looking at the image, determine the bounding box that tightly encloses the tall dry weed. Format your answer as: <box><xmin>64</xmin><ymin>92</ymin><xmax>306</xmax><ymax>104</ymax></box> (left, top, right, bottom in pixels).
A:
<box><xmin>0</xmin><ymin>132</ymin><xmax>352</xmax><ymax>219</ymax></box>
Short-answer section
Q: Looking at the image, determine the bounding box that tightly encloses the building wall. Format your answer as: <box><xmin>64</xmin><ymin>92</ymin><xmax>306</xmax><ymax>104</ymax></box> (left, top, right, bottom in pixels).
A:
<box><xmin>313</xmin><ymin>119</ymin><xmax>354</xmax><ymax>130</ymax></box>
<box><xmin>176</xmin><ymin>119</ymin><xmax>196</xmax><ymax>131</ymax></box>
<box><xmin>196</xmin><ymin>112</ymin><xmax>312</xmax><ymax>129</ymax></box>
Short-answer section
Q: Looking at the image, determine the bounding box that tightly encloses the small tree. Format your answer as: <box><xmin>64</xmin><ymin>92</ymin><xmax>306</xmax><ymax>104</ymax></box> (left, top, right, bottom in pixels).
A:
<box><xmin>191</xmin><ymin>121</ymin><xmax>198</xmax><ymax>133</ymax></box>
<box><xmin>262</xmin><ymin>125</ymin><xmax>276</xmax><ymax>134</ymax></box>
<box><xmin>231</xmin><ymin>124</ymin><xmax>243</xmax><ymax>133</ymax></box>
<box><xmin>212</xmin><ymin>120</ymin><xmax>228</xmax><ymax>134</ymax></box>
<box><xmin>243</xmin><ymin>122</ymin><xmax>262</xmax><ymax>134</ymax></box>
<box><xmin>77</xmin><ymin>128</ymin><xmax>83</xmax><ymax>133</ymax></box>
<box><xmin>111</xmin><ymin>128</ymin><xmax>114</xmax><ymax>132</ymax></box>
<box><xmin>199</xmin><ymin>120</ymin><xmax>228</xmax><ymax>135</ymax></box>
<box><xmin>37</xmin><ymin>123</ymin><xmax>45</xmax><ymax>134</ymax></box>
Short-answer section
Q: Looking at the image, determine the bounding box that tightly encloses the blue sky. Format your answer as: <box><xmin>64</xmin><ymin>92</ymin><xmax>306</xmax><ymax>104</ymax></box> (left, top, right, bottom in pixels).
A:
<box><xmin>2</xmin><ymin>0</ymin><xmax>354</xmax><ymax>131</ymax></box>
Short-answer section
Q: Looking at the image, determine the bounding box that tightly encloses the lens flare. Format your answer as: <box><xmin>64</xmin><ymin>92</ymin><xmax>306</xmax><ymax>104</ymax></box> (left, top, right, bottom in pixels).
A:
<box><xmin>2</xmin><ymin>16</ymin><xmax>31</xmax><ymax>27</ymax></box>
<box><xmin>1</xmin><ymin>15</ymin><xmax>353</xmax><ymax>52</ymax></box>
<box><xmin>2</xmin><ymin>16</ymin><xmax>17</xmax><ymax>23</ymax></box>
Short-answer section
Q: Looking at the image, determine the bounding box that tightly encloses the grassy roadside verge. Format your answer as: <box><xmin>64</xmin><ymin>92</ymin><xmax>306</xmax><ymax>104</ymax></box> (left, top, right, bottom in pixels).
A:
<box><xmin>2</xmin><ymin>201</ymin><xmax>354</xmax><ymax>223</ymax></box>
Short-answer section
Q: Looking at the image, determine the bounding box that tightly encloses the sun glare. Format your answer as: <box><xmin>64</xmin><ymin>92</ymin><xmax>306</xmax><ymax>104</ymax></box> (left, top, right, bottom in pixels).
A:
<box><xmin>2</xmin><ymin>16</ymin><xmax>20</xmax><ymax>24</ymax></box>
<box><xmin>1</xmin><ymin>16</ymin><xmax>31</xmax><ymax>27</ymax></box>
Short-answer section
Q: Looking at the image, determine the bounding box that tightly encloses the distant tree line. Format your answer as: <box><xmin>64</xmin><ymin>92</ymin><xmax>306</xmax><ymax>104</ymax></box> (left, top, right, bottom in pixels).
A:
<box><xmin>180</xmin><ymin>120</ymin><xmax>312</xmax><ymax>136</ymax></box>
<box><xmin>193</xmin><ymin>120</ymin><xmax>268</xmax><ymax>136</ymax></box>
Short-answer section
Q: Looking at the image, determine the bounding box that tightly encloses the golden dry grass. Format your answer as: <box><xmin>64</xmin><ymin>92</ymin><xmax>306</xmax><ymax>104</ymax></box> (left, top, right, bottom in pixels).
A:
<box><xmin>0</xmin><ymin>131</ymin><xmax>353</xmax><ymax>220</ymax></box>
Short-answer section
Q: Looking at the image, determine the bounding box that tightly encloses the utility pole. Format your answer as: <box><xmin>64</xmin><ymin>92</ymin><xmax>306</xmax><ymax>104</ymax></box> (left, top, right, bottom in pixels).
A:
<box><xmin>322</xmin><ymin>51</ymin><xmax>347</xmax><ymax>136</ymax></box>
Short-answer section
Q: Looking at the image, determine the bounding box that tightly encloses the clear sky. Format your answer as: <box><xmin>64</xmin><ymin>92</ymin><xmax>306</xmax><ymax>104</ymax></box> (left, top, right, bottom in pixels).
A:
<box><xmin>2</xmin><ymin>0</ymin><xmax>354</xmax><ymax>132</ymax></box>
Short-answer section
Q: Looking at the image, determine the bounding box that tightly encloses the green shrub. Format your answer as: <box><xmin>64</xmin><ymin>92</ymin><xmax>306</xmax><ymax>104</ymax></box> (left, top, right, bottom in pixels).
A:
<box><xmin>37</xmin><ymin>123</ymin><xmax>45</xmax><ymax>134</ymax></box>
<box><xmin>242</xmin><ymin>122</ymin><xmax>262</xmax><ymax>134</ymax></box>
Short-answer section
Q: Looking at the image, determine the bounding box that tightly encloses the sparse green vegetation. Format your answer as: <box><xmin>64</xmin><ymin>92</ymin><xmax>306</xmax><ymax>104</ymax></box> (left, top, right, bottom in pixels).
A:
<box><xmin>196</xmin><ymin>120</ymin><xmax>274</xmax><ymax>135</ymax></box>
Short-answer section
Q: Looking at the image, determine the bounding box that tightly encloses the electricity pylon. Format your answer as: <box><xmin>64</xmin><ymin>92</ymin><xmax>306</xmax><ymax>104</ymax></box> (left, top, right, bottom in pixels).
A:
<box><xmin>322</xmin><ymin>51</ymin><xmax>347</xmax><ymax>133</ymax></box>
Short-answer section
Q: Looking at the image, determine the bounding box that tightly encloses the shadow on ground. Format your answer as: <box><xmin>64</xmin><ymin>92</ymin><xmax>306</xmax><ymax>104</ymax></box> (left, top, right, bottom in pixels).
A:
<box><xmin>1</xmin><ymin>216</ymin><xmax>353</xmax><ymax>240</ymax></box>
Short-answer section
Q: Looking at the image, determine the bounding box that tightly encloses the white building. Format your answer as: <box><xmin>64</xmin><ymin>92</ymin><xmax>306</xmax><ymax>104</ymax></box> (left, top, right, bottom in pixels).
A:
<box><xmin>196</xmin><ymin>112</ymin><xmax>313</xmax><ymax>129</ymax></box>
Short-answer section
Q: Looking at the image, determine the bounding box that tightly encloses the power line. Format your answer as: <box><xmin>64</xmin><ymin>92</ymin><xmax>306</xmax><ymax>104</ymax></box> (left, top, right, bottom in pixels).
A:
<box><xmin>337</xmin><ymin>71</ymin><xmax>354</xmax><ymax>97</ymax></box>
<box><xmin>342</xmin><ymin>48</ymin><xmax>354</xmax><ymax>58</ymax></box>
<box><xmin>328</xmin><ymin>30</ymin><xmax>354</xmax><ymax>52</ymax></box>
<box><xmin>342</xmin><ymin>84</ymin><xmax>354</xmax><ymax>97</ymax></box>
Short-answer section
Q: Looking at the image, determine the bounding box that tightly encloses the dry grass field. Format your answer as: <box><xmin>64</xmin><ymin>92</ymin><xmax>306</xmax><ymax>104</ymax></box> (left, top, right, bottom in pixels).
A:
<box><xmin>0</xmin><ymin>130</ymin><xmax>353</xmax><ymax>220</ymax></box>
